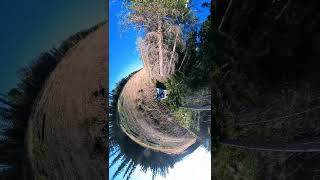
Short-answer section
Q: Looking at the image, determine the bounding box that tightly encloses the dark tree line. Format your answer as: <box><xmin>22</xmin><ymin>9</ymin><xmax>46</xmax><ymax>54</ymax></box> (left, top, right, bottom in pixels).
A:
<box><xmin>0</xmin><ymin>22</ymin><xmax>105</xmax><ymax>179</ymax></box>
<box><xmin>204</xmin><ymin>0</ymin><xmax>320</xmax><ymax>179</ymax></box>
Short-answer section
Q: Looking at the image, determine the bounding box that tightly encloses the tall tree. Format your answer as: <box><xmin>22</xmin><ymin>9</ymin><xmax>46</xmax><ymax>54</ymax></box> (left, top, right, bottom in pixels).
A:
<box><xmin>123</xmin><ymin>0</ymin><xmax>195</xmax><ymax>81</ymax></box>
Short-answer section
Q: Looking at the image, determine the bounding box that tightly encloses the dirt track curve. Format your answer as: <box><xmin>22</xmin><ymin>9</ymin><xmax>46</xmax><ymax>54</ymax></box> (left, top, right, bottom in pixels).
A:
<box><xmin>118</xmin><ymin>68</ymin><xmax>196</xmax><ymax>154</ymax></box>
<box><xmin>26</xmin><ymin>24</ymin><xmax>107</xmax><ymax>180</ymax></box>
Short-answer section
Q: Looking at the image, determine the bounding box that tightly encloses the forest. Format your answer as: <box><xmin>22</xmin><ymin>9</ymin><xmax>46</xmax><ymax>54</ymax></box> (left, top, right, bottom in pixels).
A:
<box><xmin>207</xmin><ymin>0</ymin><xmax>320</xmax><ymax>179</ymax></box>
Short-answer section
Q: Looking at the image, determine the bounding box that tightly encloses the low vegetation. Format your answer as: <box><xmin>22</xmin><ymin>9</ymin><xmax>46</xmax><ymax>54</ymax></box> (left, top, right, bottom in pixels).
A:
<box><xmin>172</xmin><ymin>108</ymin><xmax>194</xmax><ymax>131</ymax></box>
<box><xmin>163</xmin><ymin>72</ymin><xmax>190</xmax><ymax>110</ymax></box>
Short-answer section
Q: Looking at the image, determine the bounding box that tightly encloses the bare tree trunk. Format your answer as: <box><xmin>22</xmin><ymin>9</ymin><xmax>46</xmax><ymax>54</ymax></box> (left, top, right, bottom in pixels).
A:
<box><xmin>157</xmin><ymin>20</ymin><xmax>164</xmax><ymax>77</ymax></box>
<box><xmin>178</xmin><ymin>50</ymin><xmax>188</xmax><ymax>71</ymax></box>
<box><xmin>143</xmin><ymin>52</ymin><xmax>152</xmax><ymax>80</ymax></box>
<box><xmin>218</xmin><ymin>0</ymin><xmax>233</xmax><ymax>31</ymax></box>
<box><xmin>168</xmin><ymin>32</ymin><xmax>178</xmax><ymax>74</ymax></box>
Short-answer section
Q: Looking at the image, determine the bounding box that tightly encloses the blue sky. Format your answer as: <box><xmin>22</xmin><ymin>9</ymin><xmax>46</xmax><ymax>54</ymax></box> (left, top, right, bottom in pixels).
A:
<box><xmin>109</xmin><ymin>0</ymin><xmax>210</xmax><ymax>92</ymax></box>
<box><xmin>109</xmin><ymin>0</ymin><xmax>143</xmax><ymax>91</ymax></box>
<box><xmin>0</xmin><ymin>0</ymin><xmax>105</xmax><ymax>93</ymax></box>
<box><xmin>109</xmin><ymin>146</ymin><xmax>211</xmax><ymax>180</ymax></box>
<box><xmin>130</xmin><ymin>146</ymin><xmax>211</xmax><ymax>180</ymax></box>
<box><xmin>109</xmin><ymin>0</ymin><xmax>210</xmax><ymax>179</ymax></box>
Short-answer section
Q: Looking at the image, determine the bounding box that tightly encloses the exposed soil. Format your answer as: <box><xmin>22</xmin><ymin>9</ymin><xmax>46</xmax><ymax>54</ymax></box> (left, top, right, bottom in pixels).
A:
<box><xmin>118</xmin><ymin>68</ymin><xmax>196</xmax><ymax>154</ymax></box>
<box><xmin>26</xmin><ymin>25</ymin><xmax>107</xmax><ymax>180</ymax></box>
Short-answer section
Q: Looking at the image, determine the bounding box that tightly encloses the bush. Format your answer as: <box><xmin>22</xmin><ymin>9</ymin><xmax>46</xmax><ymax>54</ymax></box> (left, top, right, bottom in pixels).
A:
<box><xmin>164</xmin><ymin>71</ymin><xmax>190</xmax><ymax>110</ymax></box>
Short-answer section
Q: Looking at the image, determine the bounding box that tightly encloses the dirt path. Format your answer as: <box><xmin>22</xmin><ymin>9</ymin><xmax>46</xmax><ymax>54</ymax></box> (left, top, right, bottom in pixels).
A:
<box><xmin>118</xmin><ymin>68</ymin><xmax>196</xmax><ymax>154</ymax></box>
<box><xmin>26</xmin><ymin>24</ymin><xmax>107</xmax><ymax>180</ymax></box>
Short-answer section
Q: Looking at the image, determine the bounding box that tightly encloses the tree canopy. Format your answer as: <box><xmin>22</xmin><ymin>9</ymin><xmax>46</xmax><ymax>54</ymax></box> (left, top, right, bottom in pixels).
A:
<box><xmin>122</xmin><ymin>0</ymin><xmax>196</xmax><ymax>81</ymax></box>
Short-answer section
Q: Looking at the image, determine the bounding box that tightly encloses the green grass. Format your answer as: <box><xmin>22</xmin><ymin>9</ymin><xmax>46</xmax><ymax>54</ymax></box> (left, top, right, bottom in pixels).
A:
<box><xmin>172</xmin><ymin>108</ymin><xmax>194</xmax><ymax>130</ymax></box>
<box><xmin>172</xmin><ymin>108</ymin><xmax>203</xmax><ymax>135</ymax></box>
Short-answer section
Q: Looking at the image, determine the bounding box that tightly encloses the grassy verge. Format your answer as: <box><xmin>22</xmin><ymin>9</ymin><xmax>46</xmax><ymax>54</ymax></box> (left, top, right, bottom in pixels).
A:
<box><xmin>172</xmin><ymin>108</ymin><xmax>195</xmax><ymax>131</ymax></box>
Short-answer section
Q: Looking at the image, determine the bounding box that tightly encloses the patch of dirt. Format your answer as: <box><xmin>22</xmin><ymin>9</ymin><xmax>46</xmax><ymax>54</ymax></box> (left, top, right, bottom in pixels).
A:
<box><xmin>26</xmin><ymin>24</ymin><xmax>107</xmax><ymax>180</ymax></box>
<box><xmin>118</xmin><ymin>68</ymin><xmax>196</xmax><ymax>154</ymax></box>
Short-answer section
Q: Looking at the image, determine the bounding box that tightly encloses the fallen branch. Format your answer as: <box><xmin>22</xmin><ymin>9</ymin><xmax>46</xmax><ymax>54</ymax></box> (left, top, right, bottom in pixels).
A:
<box><xmin>218</xmin><ymin>0</ymin><xmax>234</xmax><ymax>31</ymax></box>
<box><xmin>236</xmin><ymin>105</ymin><xmax>320</xmax><ymax>127</ymax></box>
<box><xmin>221</xmin><ymin>139</ymin><xmax>320</xmax><ymax>152</ymax></box>
<box><xmin>273</xmin><ymin>0</ymin><xmax>292</xmax><ymax>22</ymax></box>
